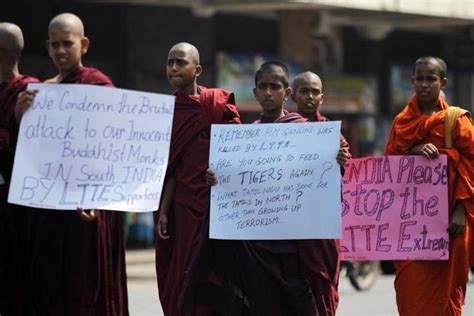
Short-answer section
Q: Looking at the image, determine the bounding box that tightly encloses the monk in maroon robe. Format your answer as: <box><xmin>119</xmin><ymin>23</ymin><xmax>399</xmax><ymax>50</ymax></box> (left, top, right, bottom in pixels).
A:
<box><xmin>180</xmin><ymin>62</ymin><xmax>350</xmax><ymax>316</ymax></box>
<box><xmin>14</xmin><ymin>13</ymin><xmax>128</xmax><ymax>315</ymax></box>
<box><xmin>292</xmin><ymin>71</ymin><xmax>351</xmax><ymax>315</ymax></box>
<box><xmin>0</xmin><ymin>22</ymin><xmax>41</xmax><ymax>315</ymax></box>
<box><xmin>154</xmin><ymin>43</ymin><xmax>240</xmax><ymax>316</ymax></box>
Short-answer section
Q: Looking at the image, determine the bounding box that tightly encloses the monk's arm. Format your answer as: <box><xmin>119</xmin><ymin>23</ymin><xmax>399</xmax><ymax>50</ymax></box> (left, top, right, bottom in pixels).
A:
<box><xmin>452</xmin><ymin>115</ymin><xmax>474</xmax><ymax>220</ymax></box>
<box><xmin>222</xmin><ymin>103</ymin><xmax>241</xmax><ymax>124</ymax></box>
<box><xmin>156</xmin><ymin>173</ymin><xmax>176</xmax><ymax>240</ymax></box>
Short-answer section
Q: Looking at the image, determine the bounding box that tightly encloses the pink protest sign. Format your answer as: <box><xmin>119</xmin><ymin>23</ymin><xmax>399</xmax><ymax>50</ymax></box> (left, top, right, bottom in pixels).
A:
<box><xmin>341</xmin><ymin>155</ymin><xmax>449</xmax><ymax>260</ymax></box>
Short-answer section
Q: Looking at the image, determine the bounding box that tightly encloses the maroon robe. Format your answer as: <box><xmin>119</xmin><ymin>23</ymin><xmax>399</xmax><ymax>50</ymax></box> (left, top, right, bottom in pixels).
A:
<box><xmin>298</xmin><ymin>111</ymin><xmax>350</xmax><ymax>315</ymax></box>
<box><xmin>0</xmin><ymin>75</ymin><xmax>40</xmax><ymax>314</ymax></box>
<box><xmin>181</xmin><ymin>110</ymin><xmax>345</xmax><ymax>316</ymax></box>
<box><xmin>9</xmin><ymin>66</ymin><xmax>128</xmax><ymax>316</ymax></box>
<box><xmin>154</xmin><ymin>86</ymin><xmax>240</xmax><ymax>316</ymax></box>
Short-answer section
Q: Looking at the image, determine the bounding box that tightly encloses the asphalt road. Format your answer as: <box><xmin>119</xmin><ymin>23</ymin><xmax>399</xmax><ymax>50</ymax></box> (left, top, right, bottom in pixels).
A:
<box><xmin>126</xmin><ymin>250</ymin><xmax>474</xmax><ymax>315</ymax></box>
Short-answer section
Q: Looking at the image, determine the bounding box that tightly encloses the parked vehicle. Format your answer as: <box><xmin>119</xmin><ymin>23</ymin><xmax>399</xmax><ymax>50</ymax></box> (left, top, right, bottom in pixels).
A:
<box><xmin>340</xmin><ymin>260</ymin><xmax>381</xmax><ymax>291</ymax></box>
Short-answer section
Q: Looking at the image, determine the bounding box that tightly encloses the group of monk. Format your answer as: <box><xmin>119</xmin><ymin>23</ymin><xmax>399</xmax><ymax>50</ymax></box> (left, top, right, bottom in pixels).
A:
<box><xmin>0</xmin><ymin>10</ymin><xmax>472</xmax><ymax>316</ymax></box>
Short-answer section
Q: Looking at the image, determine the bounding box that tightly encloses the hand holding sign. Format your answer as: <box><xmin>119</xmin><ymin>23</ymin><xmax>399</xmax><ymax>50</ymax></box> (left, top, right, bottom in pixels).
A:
<box><xmin>15</xmin><ymin>89</ymin><xmax>38</xmax><ymax>122</ymax></box>
<box><xmin>336</xmin><ymin>145</ymin><xmax>351</xmax><ymax>166</ymax></box>
<box><xmin>448</xmin><ymin>202</ymin><xmax>466</xmax><ymax>236</ymax></box>
<box><xmin>76</xmin><ymin>207</ymin><xmax>99</xmax><ymax>221</ymax></box>
<box><xmin>206</xmin><ymin>169</ymin><xmax>218</xmax><ymax>186</ymax></box>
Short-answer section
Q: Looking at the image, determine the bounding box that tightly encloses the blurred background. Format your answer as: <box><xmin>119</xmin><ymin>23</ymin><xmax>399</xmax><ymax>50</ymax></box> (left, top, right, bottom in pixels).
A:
<box><xmin>2</xmin><ymin>1</ymin><xmax>474</xmax><ymax>263</ymax></box>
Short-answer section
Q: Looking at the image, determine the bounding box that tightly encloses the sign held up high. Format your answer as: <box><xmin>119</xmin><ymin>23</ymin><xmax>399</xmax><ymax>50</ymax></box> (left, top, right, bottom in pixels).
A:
<box><xmin>341</xmin><ymin>155</ymin><xmax>449</xmax><ymax>260</ymax></box>
<box><xmin>8</xmin><ymin>83</ymin><xmax>175</xmax><ymax>212</ymax></box>
<box><xmin>209</xmin><ymin>121</ymin><xmax>342</xmax><ymax>240</ymax></box>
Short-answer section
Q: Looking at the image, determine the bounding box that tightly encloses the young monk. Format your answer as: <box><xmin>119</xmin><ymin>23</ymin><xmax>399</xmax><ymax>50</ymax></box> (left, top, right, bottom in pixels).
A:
<box><xmin>385</xmin><ymin>56</ymin><xmax>473</xmax><ymax>316</ymax></box>
<box><xmin>154</xmin><ymin>42</ymin><xmax>241</xmax><ymax>316</ymax></box>
<box><xmin>181</xmin><ymin>62</ymin><xmax>349</xmax><ymax>316</ymax></box>
<box><xmin>292</xmin><ymin>71</ymin><xmax>351</xmax><ymax>314</ymax></box>
<box><xmin>0</xmin><ymin>22</ymin><xmax>40</xmax><ymax>314</ymax></box>
<box><xmin>293</xmin><ymin>71</ymin><xmax>351</xmax><ymax>168</ymax></box>
<box><xmin>15</xmin><ymin>13</ymin><xmax>128</xmax><ymax>315</ymax></box>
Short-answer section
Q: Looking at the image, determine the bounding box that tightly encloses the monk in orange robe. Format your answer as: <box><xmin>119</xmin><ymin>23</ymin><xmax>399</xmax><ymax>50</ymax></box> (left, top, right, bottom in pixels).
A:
<box><xmin>385</xmin><ymin>56</ymin><xmax>473</xmax><ymax>316</ymax></box>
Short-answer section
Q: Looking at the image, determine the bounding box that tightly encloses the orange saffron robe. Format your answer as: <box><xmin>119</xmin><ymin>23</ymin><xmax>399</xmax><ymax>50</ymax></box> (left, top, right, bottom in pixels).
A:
<box><xmin>384</xmin><ymin>96</ymin><xmax>474</xmax><ymax>316</ymax></box>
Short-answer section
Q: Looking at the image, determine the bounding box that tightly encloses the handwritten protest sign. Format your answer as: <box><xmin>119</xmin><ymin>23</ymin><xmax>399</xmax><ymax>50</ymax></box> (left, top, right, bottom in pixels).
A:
<box><xmin>8</xmin><ymin>83</ymin><xmax>174</xmax><ymax>212</ymax></box>
<box><xmin>341</xmin><ymin>155</ymin><xmax>449</xmax><ymax>260</ymax></box>
<box><xmin>209</xmin><ymin>121</ymin><xmax>342</xmax><ymax>240</ymax></box>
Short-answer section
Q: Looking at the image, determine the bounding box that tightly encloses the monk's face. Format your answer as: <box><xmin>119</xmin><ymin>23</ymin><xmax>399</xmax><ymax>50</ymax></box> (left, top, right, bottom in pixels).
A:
<box><xmin>412</xmin><ymin>62</ymin><xmax>447</xmax><ymax>105</ymax></box>
<box><xmin>253</xmin><ymin>70</ymin><xmax>291</xmax><ymax>115</ymax></box>
<box><xmin>47</xmin><ymin>27</ymin><xmax>89</xmax><ymax>74</ymax></box>
<box><xmin>293</xmin><ymin>77</ymin><xmax>323</xmax><ymax>118</ymax></box>
<box><xmin>166</xmin><ymin>48</ymin><xmax>201</xmax><ymax>92</ymax></box>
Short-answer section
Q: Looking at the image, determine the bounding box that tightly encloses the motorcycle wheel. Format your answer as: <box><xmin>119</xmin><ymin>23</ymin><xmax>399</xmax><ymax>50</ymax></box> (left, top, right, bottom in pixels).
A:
<box><xmin>349</xmin><ymin>261</ymin><xmax>380</xmax><ymax>291</ymax></box>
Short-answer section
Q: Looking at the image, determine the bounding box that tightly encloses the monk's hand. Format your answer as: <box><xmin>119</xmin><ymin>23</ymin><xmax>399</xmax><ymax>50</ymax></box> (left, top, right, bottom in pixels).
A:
<box><xmin>206</xmin><ymin>169</ymin><xmax>218</xmax><ymax>186</ymax></box>
<box><xmin>410</xmin><ymin>143</ymin><xmax>439</xmax><ymax>160</ymax></box>
<box><xmin>336</xmin><ymin>147</ymin><xmax>351</xmax><ymax>167</ymax></box>
<box><xmin>76</xmin><ymin>207</ymin><xmax>99</xmax><ymax>221</ymax></box>
<box><xmin>448</xmin><ymin>202</ymin><xmax>466</xmax><ymax>236</ymax></box>
<box><xmin>156</xmin><ymin>213</ymin><xmax>169</xmax><ymax>240</ymax></box>
<box><xmin>15</xmin><ymin>89</ymin><xmax>38</xmax><ymax>123</ymax></box>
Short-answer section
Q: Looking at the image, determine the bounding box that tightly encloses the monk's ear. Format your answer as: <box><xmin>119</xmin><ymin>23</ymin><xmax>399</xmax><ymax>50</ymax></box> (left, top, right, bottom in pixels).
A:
<box><xmin>441</xmin><ymin>77</ymin><xmax>448</xmax><ymax>89</ymax></box>
<box><xmin>319</xmin><ymin>93</ymin><xmax>324</xmax><ymax>105</ymax></box>
<box><xmin>285</xmin><ymin>87</ymin><xmax>292</xmax><ymax>99</ymax></box>
<box><xmin>195</xmin><ymin>64</ymin><xmax>203</xmax><ymax>78</ymax></box>
<box><xmin>80</xmin><ymin>37</ymin><xmax>90</xmax><ymax>55</ymax></box>
<box><xmin>253</xmin><ymin>87</ymin><xmax>257</xmax><ymax>99</ymax></box>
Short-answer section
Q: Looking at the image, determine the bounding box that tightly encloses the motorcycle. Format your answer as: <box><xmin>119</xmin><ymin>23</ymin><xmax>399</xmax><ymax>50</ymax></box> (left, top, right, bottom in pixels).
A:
<box><xmin>340</xmin><ymin>260</ymin><xmax>381</xmax><ymax>291</ymax></box>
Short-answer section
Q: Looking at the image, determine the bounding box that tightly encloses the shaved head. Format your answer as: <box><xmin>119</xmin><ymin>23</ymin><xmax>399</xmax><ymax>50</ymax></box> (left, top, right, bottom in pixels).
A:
<box><xmin>292</xmin><ymin>71</ymin><xmax>324</xmax><ymax>119</ymax></box>
<box><xmin>293</xmin><ymin>71</ymin><xmax>323</xmax><ymax>92</ymax></box>
<box><xmin>168</xmin><ymin>42</ymin><xmax>200</xmax><ymax>64</ymax></box>
<box><xmin>414</xmin><ymin>56</ymin><xmax>446</xmax><ymax>78</ymax></box>
<box><xmin>0</xmin><ymin>22</ymin><xmax>24</xmax><ymax>59</ymax></box>
<box><xmin>49</xmin><ymin>13</ymin><xmax>85</xmax><ymax>37</ymax></box>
